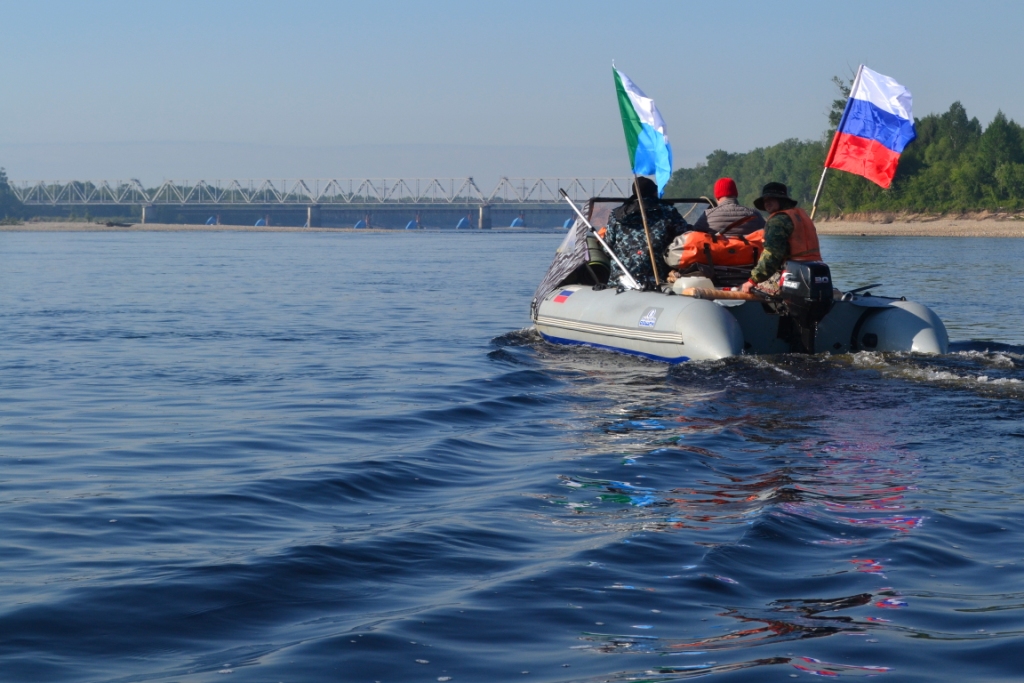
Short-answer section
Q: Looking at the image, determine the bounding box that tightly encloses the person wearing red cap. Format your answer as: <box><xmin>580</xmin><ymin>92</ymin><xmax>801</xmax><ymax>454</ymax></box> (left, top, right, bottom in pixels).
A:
<box><xmin>690</xmin><ymin>177</ymin><xmax>764</xmax><ymax>237</ymax></box>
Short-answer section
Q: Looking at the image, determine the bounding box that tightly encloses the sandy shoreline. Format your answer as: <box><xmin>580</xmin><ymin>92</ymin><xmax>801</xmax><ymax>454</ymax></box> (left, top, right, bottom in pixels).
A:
<box><xmin>816</xmin><ymin>217</ymin><xmax>1024</xmax><ymax>237</ymax></box>
<box><xmin>3</xmin><ymin>218</ymin><xmax>1024</xmax><ymax>237</ymax></box>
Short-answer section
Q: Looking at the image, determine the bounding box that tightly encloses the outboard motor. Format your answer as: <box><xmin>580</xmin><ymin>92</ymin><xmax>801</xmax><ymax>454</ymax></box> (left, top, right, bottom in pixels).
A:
<box><xmin>777</xmin><ymin>261</ymin><xmax>834</xmax><ymax>353</ymax></box>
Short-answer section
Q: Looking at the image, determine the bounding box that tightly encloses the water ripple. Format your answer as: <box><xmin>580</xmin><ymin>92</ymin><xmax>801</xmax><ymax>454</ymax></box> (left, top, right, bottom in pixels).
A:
<box><xmin>3</xmin><ymin>233</ymin><xmax>1024</xmax><ymax>681</ymax></box>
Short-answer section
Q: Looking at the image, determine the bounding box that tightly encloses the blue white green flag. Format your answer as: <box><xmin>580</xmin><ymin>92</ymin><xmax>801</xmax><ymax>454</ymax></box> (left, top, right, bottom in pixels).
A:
<box><xmin>613</xmin><ymin>67</ymin><xmax>673</xmax><ymax>196</ymax></box>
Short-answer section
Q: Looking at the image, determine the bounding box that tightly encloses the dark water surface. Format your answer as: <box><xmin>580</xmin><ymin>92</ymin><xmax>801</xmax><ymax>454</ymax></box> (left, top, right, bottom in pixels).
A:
<box><xmin>2</xmin><ymin>232</ymin><xmax>1024</xmax><ymax>682</ymax></box>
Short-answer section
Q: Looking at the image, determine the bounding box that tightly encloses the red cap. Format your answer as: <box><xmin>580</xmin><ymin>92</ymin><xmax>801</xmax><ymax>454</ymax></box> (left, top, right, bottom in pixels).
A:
<box><xmin>713</xmin><ymin>177</ymin><xmax>738</xmax><ymax>198</ymax></box>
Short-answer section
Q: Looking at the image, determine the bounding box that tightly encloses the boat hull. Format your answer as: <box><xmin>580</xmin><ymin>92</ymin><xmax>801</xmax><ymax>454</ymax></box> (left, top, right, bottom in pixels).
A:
<box><xmin>534</xmin><ymin>286</ymin><xmax>744</xmax><ymax>362</ymax></box>
<box><xmin>534</xmin><ymin>286</ymin><xmax>948</xmax><ymax>361</ymax></box>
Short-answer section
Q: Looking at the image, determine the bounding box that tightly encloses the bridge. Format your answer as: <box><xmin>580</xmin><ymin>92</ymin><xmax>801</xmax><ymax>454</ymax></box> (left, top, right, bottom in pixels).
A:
<box><xmin>12</xmin><ymin>177</ymin><xmax>638</xmax><ymax>228</ymax></box>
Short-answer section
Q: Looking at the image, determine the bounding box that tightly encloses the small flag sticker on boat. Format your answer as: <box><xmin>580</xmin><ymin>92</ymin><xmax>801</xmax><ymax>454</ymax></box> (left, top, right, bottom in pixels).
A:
<box><xmin>553</xmin><ymin>290</ymin><xmax>574</xmax><ymax>303</ymax></box>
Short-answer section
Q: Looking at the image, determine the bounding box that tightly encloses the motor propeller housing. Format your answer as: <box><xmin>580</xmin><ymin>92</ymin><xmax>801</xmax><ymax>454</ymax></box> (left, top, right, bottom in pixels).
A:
<box><xmin>777</xmin><ymin>261</ymin><xmax>835</xmax><ymax>353</ymax></box>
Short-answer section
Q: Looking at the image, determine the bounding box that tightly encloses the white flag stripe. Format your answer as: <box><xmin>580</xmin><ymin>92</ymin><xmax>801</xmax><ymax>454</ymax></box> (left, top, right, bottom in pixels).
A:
<box><xmin>851</xmin><ymin>66</ymin><xmax>913</xmax><ymax>122</ymax></box>
<box><xmin>615</xmin><ymin>69</ymin><xmax>667</xmax><ymax>134</ymax></box>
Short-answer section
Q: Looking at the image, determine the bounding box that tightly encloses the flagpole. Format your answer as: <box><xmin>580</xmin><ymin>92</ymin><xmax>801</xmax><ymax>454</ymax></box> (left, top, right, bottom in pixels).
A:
<box><xmin>633</xmin><ymin>175</ymin><xmax>662</xmax><ymax>287</ymax></box>
<box><xmin>811</xmin><ymin>64</ymin><xmax>865</xmax><ymax>221</ymax></box>
<box><xmin>809</xmin><ymin>168</ymin><xmax>829</xmax><ymax>221</ymax></box>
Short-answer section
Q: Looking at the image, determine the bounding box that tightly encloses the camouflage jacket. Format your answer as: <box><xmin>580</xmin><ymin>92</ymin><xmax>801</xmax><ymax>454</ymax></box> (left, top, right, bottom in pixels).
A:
<box><xmin>604</xmin><ymin>201</ymin><xmax>686</xmax><ymax>287</ymax></box>
<box><xmin>749</xmin><ymin>211</ymin><xmax>794</xmax><ymax>283</ymax></box>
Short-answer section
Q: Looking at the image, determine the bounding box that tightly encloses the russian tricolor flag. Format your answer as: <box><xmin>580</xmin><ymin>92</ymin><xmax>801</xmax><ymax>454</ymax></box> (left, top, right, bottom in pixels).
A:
<box><xmin>825</xmin><ymin>66</ymin><xmax>916</xmax><ymax>189</ymax></box>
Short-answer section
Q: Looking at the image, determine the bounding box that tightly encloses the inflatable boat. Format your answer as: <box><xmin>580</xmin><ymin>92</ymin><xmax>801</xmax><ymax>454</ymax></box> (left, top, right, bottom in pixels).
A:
<box><xmin>530</xmin><ymin>197</ymin><xmax>948</xmax><ymax>363</ymax></box>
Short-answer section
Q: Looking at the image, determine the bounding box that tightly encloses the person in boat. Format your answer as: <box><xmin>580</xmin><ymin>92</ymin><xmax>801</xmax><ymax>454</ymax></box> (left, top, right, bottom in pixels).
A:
<box><xmin>663</xmin><ymin>177</ymin><xmax>766</xmax><ymax>284</ymax></box>
<box><xmin>690</xmin><ymin>177</ymin><xmax>765</xmax><ymax>237</ymax></box>
<box><xmin>603</xmin><ymin>176</ymin><xmax>687</xmax><ymax>288</ymax></box>
<box><xmin>740</xmin><ymin>182</ymin><xmax>822</xmax><ymax>295</ymax></box>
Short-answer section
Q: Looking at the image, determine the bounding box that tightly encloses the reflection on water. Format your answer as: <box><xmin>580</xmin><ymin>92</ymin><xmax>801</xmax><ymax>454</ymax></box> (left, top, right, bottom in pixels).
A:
<box><xmin>506</xmin><ymin>315</ymin><xmax>1024</xmax><ymax>680</ymax></box>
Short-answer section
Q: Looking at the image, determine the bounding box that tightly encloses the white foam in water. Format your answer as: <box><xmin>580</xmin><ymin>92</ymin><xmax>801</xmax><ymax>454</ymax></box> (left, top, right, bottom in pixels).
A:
<box><xmin>851</xmin><ymin>349</ymin><xmax>1022</xmax><ymax>388</ymax></box>
<box><xmin>749</xmin><ymin>357</ymin><xmax>797</xmax><ymax>377</ymax></box>
<box><xmin>952</xmin><ymin>350</ymin><xmax>1020</xmax><ymax>367</ymax></box>
<box><xmin>894</xmin><ymin>367</ymin><xmax>1022</xmax><ymax>385</ymax></box>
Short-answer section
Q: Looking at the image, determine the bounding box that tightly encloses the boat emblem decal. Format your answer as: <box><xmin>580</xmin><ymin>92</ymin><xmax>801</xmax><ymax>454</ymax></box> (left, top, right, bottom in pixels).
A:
<box><xmin>553</xmin><ymin>289</ymin><xmax>575</xmax><ymax>303</ymax></box>
<box><xmin>638</xmin><ymin>308</ymin><xmax>662</xmax><ymax>328</ymax></box>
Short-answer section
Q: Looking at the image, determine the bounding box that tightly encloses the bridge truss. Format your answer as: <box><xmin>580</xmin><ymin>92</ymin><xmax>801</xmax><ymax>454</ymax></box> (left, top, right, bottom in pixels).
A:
<box><xmin>12</xmin><ymin>177</ymin><xmax>637</xmax><ymax>206</ymax></box>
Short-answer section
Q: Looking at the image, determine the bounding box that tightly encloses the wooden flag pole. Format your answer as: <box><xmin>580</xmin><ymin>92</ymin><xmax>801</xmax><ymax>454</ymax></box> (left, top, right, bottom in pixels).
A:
<box><xmin>810</xmin><ymin>64</ymin><xmax>865</xmax><ymax>221</ymax></box>
<box><xmin>634</xmin><ymin>175</ymin><xmax>662</xmax><ymax>287</ymax></box>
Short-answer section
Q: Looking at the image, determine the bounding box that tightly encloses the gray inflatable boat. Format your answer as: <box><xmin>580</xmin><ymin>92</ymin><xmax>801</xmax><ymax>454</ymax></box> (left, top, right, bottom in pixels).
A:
<box><xmin>533</xmin><ymin>284</ymin><xmax>948</xmax><ymax>363</ymax></box>
<box><xmin>531</xmin><ymin>197</ymin><xmax>948</xmax><ymax>363</ymax></box>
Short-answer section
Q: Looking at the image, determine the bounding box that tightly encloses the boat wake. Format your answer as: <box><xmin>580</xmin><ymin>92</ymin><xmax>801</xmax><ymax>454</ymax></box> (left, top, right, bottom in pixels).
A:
<box><xmin>495</xmin><ymin>328</ymin><xmax>1024</xmax><ymax>399</ymax></box>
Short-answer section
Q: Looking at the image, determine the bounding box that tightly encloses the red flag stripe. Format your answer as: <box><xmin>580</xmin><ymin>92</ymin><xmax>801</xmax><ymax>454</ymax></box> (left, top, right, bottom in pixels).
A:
<box><xmin>825</xmin><ymin>132</ymin><xmax>901</xmax><ymax>189</ymax></box>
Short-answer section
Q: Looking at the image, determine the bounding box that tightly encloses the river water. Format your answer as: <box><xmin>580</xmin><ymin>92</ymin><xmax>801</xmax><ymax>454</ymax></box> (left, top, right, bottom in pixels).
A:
<box><xmin>2</xmin><ymin>231</ymin><xmax>1023</xmax><ymax>682</ymax></box>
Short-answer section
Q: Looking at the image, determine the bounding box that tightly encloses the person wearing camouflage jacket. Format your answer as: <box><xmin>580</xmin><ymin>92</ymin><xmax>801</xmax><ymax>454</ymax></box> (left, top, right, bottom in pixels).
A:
<box><xmin>604</xmin><ymin>178</ymin><xmax>687</xmax><ymax>288</ymax></box>
<box><xmin>748</xmin><ymin>211</ymin><xmax>794</xmax><ymax>284</ymax></box>
<box><xmin>741</xmin><ymin>182</ymin><xmax>820</xmax><ymax>295</ymax></box>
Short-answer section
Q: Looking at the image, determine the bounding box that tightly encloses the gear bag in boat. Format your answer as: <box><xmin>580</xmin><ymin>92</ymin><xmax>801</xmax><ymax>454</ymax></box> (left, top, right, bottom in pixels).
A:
<box><xmin>665</xmin><ymin>229</ymin><xmax>764</xmax><ymax>270</ymax></box>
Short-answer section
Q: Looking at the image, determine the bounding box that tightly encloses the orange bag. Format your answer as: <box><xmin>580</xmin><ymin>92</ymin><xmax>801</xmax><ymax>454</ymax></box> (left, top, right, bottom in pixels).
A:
<box><xmin>666</xmin><ymin>229</ymin><xmax>764</xmax><ymax>270</ymax></box>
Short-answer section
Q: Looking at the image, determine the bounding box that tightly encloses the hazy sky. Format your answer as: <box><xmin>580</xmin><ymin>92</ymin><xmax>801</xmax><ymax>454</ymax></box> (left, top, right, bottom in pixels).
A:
<box><xmin>2</xmin><ymin>0</ymin><xmax>1022</xmax><ymax>186</ymax></box>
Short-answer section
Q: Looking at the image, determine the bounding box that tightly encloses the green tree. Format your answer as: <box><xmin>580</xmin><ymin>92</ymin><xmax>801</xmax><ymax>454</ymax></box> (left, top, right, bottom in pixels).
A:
<box><xmin>665</xmin><ymin>80</ymin><xmax>1024</xmax><ymax>214</ymax></box>
<box><xmin>0</xmin><ymin>168</ymin><xmax>23</xmax><ymax>219</ymax></box>
<box><xmin>827</xmin><ymin>74</ymin><xmax>852</xmax><ymax>131</ymax></box>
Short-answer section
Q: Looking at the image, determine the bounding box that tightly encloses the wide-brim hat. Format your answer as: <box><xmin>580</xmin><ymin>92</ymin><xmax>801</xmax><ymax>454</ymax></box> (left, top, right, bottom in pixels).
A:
<box><xmin>753</xmin><ymin>182</ymin><xmax>798</xmax><ymax>211</ymax></box>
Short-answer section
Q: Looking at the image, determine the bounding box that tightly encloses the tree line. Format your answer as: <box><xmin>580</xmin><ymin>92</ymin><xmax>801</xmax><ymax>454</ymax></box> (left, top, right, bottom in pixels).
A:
<box><xmin>664</xmin><ymin>80</ymin><xmax>1024</xmax><ymax>215</ymax></box>
<box><xmin>0</xmin><ymin>168</ymin><xmax>22</xmax><ymax>220</ymax></box>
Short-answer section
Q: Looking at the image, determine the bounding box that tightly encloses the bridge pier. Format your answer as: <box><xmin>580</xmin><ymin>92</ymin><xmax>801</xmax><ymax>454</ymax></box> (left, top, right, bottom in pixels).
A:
<box><xmin>307</xmin><ymin>205</ymin><xmax>321</xmax><ymax>228</ymax></box>
<box><xmin>141</xmin><ymin>204</ymin><xmax>153</xmax><ymax>224</ymax></box>
<box><xmin>478</xmin><ymin>203</ymin><xmax>491</xmax><ymax>230</ymax></box>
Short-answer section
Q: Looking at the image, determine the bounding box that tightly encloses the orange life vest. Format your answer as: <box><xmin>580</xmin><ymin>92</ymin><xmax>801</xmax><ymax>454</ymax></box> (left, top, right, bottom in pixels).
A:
<box><xmin>774</xmin><ymin>207</ymin><xmax>822</xmax><ymax>261</ymax></box>
<box><xmin>667</xmin><ymin>229</ymin><xmax>765</xmax><ymax>270</ymax></box>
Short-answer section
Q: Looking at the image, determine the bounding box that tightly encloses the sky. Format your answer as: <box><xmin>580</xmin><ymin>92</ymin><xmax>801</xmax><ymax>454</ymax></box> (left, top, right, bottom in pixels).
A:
<box><xmin>1</xmin><ymin>0</ymin><xmax>1023</xmax><ymax>188</ymax></box>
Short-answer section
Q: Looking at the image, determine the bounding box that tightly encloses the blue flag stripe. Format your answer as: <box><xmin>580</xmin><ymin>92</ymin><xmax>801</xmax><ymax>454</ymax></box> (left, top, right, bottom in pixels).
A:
<box><xmin>632</xmin><ymin>123</ymin><xmax>674</xmax><ymax>197</ymax></box>
<box><xmin>840</xmin><ymin>98</ymin><xmax>916</xmax><ymax>154</ymax></box>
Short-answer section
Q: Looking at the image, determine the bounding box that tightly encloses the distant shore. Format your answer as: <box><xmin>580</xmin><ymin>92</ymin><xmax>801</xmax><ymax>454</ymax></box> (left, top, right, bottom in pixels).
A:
<box><xmin>3</xmin><ymin>217</ymin><xmax>1024</xmax><ymax>237</ymax></box>
<box><xmin>815</xmin><ymin>216</ymin><xmax>1024</xmax><ymax>237</ymax></box>
<box><xmin>0</xmin><ymin>222</ymin><xmax>426</xmax><ymax>234</ymax></box>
